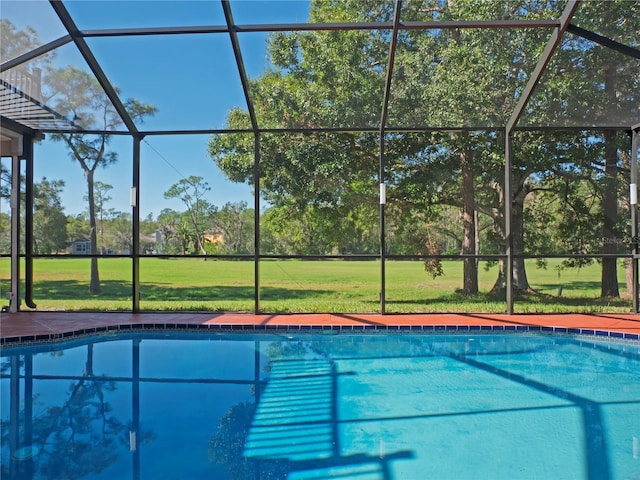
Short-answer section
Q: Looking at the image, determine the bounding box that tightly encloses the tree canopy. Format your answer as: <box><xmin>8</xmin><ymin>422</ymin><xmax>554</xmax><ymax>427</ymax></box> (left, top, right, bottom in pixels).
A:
<box><xmin>210</xmin><ymin>0</ymin><xmax>639</xmax><ymax>297</ymax></box>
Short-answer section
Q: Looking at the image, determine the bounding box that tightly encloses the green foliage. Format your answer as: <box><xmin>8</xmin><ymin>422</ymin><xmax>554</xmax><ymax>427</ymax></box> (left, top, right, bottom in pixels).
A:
<box><xmin>0</xmin><ymin>212</ymin><xmax>10</xmax><ymax>254</ymax></box>
<box><xmin>208</xmin><ymin>0</ymin><xmax>637</xmax><ymax>297</ymax></box>
<box><xmin>164</xmin><ymin>176</ymin><xmax>213</xmax><ymax>255</ymax></box>
<box><xmin>0</xmin><ymin>172</ymin><xmax>69</xmax><ymax>254</ymax></box>
<box><xmin>0</xmin><ymin>18</ymin><xmax>51</xmax><ymax>68</ymax></box>
<box><xmin>156</xmin><ymin>208</ymin><xmax>184</xmax><ymax>254</ymax></box>
<box><xmin>66</xmin><ymin>213</ymin><xmax>90</xmax><ymax>242</ymax></box>
<box><xmin>209</xmin><ymin>201</ymin><xmax>254</xmax><ymax>254</ymax></box>
<box><xmin>33</xmin><ymin>177</ymin><xmax>68</xmax><ymax>254</ymax></box>
<box><xmin>104</xmin><ymin>211</ymin><xmax>133</xmax><ymax>253</ymax></box>
<box><xmin>260</xmin><ymin>200</ymin><xmax>379</xmax><ymax>255</ymax></box>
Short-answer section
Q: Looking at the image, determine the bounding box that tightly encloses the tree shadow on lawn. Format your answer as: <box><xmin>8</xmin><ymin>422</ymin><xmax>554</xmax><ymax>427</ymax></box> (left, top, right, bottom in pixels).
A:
<box><xmin>531</xmin><ymin>280</ymin><xmax>602</xmax><ymax>292</ymax></box>
<box><xmin>516</xmin><ymin>288</ymin><xmax>630</xmax><ymax>307</ymax></box>
<box><xmin>385</xmin><ymin>285</ymin><xmax>630</xmax><ymax>308</ymax></box>
<box><xmin>31</xmin><ymin>280</ymin><xmax>630</xmax><ymax>310</ymax></box>
<box><xmin>385</xmin><ymin>291</ymin><xmax>506</xmax><ymax>306</ymax></box>
<box><xmin>33</xmin><ymin>280</ymin><xmax>328</xmax><ymax>301</ymax></box>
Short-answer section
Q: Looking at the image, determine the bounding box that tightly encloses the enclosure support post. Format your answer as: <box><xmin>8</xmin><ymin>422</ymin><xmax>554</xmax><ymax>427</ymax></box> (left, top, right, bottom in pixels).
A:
<box><xmin>254</xmin><ymin>133</ymin><xmax>261</xmax><ymax>314</ymax></box>
<box><xmin>378</xmin><ymin>0</ymin><xmax>402</xmax><ymax>314</ymax></box>
<box><xmin>631</xmin><ymin>125</ymin><xmax>639</xmax><ymax>313</ymax></box>
<box><xmin>379</xmin><ymin>136</ymin><xmax>386</xmax><ymax>315</ymax></box>
<box><xmin>501</xmin><ymin>0</ymin><xmax>578</xmax><ymax>316</ymax></box>
<box><xmin>132</xmin><ymin>136</ymin><xmax>141</xmax><ymax>313</ymax></box>
<box><xmin>505</xmin><ymin>132</ymin><xmax>514</xmax><ymax>314</ymax></box>
<box><xmin>10</xmin><ymin>153</ymin><xmax>20</xmax><ymax>312</ymax></box>
<box><xmin>222</xmin><ymin>0</ymin><xmax>261</xmax><ymax>314</ymax></box>
<box><xmin>24</xmin><ymin>136</ymin><xmax>36</xmax><ymax>308</ymax></box>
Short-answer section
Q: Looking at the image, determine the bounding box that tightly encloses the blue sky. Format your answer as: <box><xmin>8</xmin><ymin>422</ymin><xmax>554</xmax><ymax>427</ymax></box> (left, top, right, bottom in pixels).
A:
<box><xmin>2</xmin><ymin>0</ymin><xmax>311</xmax><ymax>217</ymax></box>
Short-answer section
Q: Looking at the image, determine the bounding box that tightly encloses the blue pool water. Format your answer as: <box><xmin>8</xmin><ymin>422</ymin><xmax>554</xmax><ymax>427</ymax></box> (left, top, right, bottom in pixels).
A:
<box><xmin>1</xmin><ymin>332</ymin><xmax>639</xmax><ymax>480</ymax></box>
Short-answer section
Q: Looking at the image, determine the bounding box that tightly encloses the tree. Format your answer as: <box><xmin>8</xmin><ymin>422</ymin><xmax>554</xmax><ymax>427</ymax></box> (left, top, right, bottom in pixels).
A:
<box><xmin>156</xmin><ymin>208</ymin><xmax>182</xmax><ymax>254</ymax></box>
<box><xmin>47</xmin><ymin>66</ymin><xmax>156</xmax><ymax>293</ymax></box>
<box><xmin>105</xmin><ymin>211</ymin><xmax>133</xmax><ymax>254</ymax></box>
<box><xmin>84</xmin><ymin>181</ymin><xmax>112</xmax><ymax>254</ymax></box>
<box><xmin>388</xmin><ymin>1</ymin><xmax>573</xmax><ymax>293</ymax></box>
<box><xmin>0</xmin><ymin>160</ymin><xmax>13</xmax><ymax>199</ymax></box>
<box><xmin>0</xmin><ymin>212</ymin><xmax>10</xmax><ymax>254</ymax></box>
<box><xmin>210</xmin><ymin>201</ymin><xmax>254</xmax><ymax>254</ymax></box>
<box><xmin>0</xmin><ymin>165</ymin><xmax>68</xmax><ymax>255</ymax></box>
<box><xmin>209</xmin><ymin>0</ymin><xmax>554</xmax><ymax>294</ymax></box>
<box><xmin>522</xmin><ymin>0</ymin><xmax>639</xmax><ymax>297</ymax></box>
<box><xmin>163</xmin><ymin>176</ymin><xmax>213</xmax><ymax>256</ymax></box>
<box><xmin>0</xmin><ymin>18</ymin><xmax>50</xmax><ymax>95</ymax></box>
<box><xmin>0</xmin><ymin>160</ymin><xmax>18</xmax><ymax>255</ymax></box>
<box><xmin>1</xmin><ymin>19</ymin><xmax>43</xmax><ymax>61</ymax></box>
<box><xmin>211</xmin><ymin>0</ymin><xmax>638</xmax><ymax>302</ymax></box>
<box><xmin>66</xmin><ymin>213</ymin><xmax>91</xmax><ymax>246</ymax></box>
<box><xmin>33</xmin><ymin>177</ymin><xmax>68</xmax><ymax>254</ymax></box>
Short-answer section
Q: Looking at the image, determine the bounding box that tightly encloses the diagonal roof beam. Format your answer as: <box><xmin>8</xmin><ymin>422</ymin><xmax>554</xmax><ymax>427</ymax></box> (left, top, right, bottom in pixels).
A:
<box><xmin>0</xmin><ymin>35</ymin><xmax>72</xmax><ymax>73</ymax></box>
<box><xmin>506</xmin><ymin>0</ymin><xmax>581</xmax><ymax>132</ymax></box>
<box><xmin>221</xmin><ymin>0</ymin><xmax>259</xmax><ymax>133</ymax></box>
<box><xmin>566</xmin><ymin>24</ymin><xmax>640</xmax><ymax>60</ymax></box>
<box><xmin>380</xmin><ymin>0</ymin><xmax>403</xmax><ymax>135</ymax></box>
<box><xmin>49</xmin><ymin>0</ymin><xmax>138</xmax><ymax>134</ymax></box>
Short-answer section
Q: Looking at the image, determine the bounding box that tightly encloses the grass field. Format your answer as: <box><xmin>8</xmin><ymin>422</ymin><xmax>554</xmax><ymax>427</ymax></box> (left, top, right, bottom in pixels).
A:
<box><xmin>0</xmin><ymin>257</ymin><xmax>632</xmax><ymax>313</ymax></box>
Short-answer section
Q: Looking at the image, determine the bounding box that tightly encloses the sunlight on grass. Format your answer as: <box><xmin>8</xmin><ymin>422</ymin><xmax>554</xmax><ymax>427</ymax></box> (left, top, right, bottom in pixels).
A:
<box><xmin>0</xmin><ymin>257</ymin><xmax>632</xmax><ymax>313</ymax></box>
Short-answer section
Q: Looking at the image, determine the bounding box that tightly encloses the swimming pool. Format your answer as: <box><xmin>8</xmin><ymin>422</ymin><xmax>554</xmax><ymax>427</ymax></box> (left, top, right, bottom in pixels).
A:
<box><xmin>1</xmin><ymin>331</ymin><xmax>639</xmax><ymax>480</ymax></box>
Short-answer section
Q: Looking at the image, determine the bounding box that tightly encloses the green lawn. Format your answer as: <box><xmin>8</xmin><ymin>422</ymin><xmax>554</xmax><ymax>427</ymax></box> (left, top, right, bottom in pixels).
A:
<box><xmin>0</xmin><ymin>257</ymin><xmax>632</xmax><ymax>313</ymax></box>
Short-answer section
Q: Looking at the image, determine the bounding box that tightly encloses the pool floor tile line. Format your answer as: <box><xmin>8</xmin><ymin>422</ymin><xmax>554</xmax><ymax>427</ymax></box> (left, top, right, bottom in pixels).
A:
<box><xmin>1</xmin><ymin>312</ymin><xmax>639</xmax><ymax>341</ymax></box>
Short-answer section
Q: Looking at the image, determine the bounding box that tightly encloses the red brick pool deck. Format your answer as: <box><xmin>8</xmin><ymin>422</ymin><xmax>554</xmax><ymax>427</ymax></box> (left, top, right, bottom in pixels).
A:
<box><xmin>1</xmin><ymin>311</ymin><xmax>639</xmax><ymax>341</ymax></box>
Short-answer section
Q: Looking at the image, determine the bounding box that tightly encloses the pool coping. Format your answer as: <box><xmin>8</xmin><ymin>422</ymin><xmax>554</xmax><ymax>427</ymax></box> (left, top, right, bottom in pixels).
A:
<box><xmin>2</xmin><ymin>323</ymin><xmax>639</xmax><ymax>347</ymax></box>
<box><xmin>1</xmin><ymin>312</ymin><xmax>639</xmax><ymax>345</ymax></box>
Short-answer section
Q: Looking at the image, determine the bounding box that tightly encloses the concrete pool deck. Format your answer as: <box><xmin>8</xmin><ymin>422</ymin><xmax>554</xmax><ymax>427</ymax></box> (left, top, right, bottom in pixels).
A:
<box><xmin>1</xmin><ymin>311</ymin><xmax>639</xmax><ymax>342</ymax></box>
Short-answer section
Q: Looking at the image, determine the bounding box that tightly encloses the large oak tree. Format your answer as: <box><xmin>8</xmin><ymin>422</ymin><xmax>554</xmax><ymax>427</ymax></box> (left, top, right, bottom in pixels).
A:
<box><xmin>210</xmin><ymin>0</ymin><xmax>638</xmax><ymax>301</ymax></box>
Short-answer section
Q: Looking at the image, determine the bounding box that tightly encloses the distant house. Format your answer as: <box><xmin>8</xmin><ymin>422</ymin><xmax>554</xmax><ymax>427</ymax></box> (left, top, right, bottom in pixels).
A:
<box><xmin>70</xmin><ymin>232</ymin><xmax>161</xmax><ymax>254</ymax></box>
<box><xmin>140</xmin><ymin>232</ymin><xmax>160</xmax><ymax>254</ymax></box>
<box><xmin>71</xmin><ymin>238</ymin><xmax>91</xmax><ymax>255</ymax></box>
<box><xmin>204</xmin><ymin>233</ymin><xmax>224</xmax><ymax>245</ymax></box>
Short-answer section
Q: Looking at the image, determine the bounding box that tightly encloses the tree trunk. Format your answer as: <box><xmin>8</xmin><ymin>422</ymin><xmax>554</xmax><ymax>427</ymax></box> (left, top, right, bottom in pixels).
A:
<box><xmin>461</xmin><ymin>139</ymin><xmax>478</xmax><ymax>294</ymax></box>
<box><xmin>600</xmin><ymin>63</ymin><xmax>620</xmax><ymax>298</ymax></box>
<box><xmin>493</xmin><ymin>257</ymin><xmax>507</xmax><ymax>291</ymax></box>
<box><xmin>99</xmin><ymin>211</ymin><xmax>105</xmax><ymax>254</ymax></box>
<box><xmin>625</xmin><ymin>258</ymin><xmax>633</xmax><ymax>297</ymax></box>
<box><xmin>474</xmin><ymin>210</ymin><xmax>480</xmax><ymax>271</ymax></box>
<box><xmin>512</xmin><ymin>188</ymin><xmax>530</xmax><ymax>290</ymax></box>
<box><xmin>491</xmin><ymin>188</ymin><xmax>507</xmax><ymax>292</ymax></box>
<box><xmin>87</xmin><ymin>172</ymin><xmax>101</xmax><ymax>294</ymax></box>
<box><xmin>490</xmin><ymin>175</ymin><xmax>530</xmax><ymax>292</ymax></box>
<box><xmin>601</xmin><ymin>129</ymin><xmax>619</xmax><ymax>297</ymax></box>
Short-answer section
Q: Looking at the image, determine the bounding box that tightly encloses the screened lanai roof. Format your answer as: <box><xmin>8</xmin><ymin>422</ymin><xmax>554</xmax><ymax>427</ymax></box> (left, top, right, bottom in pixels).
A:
<box><xmin>0</xmin><ymin>0</ymin><xmax>638</xmax><ymax>136</ymax></box>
